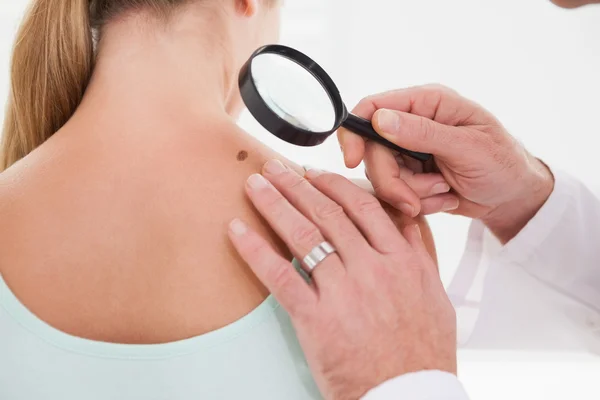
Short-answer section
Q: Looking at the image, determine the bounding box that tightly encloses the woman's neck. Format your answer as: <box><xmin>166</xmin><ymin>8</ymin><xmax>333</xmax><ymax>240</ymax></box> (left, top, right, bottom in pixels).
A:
<box><xmin>70</xmin><ymin>10</ymin><xmax>244</xmax><ymax>141</ymax></box>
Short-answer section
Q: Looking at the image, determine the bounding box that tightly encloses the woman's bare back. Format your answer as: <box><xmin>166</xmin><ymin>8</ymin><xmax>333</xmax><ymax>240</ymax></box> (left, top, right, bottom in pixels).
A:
<box><xmin>0</xmin><ymin>120</ymin><xmax>295</xmax><ymax>344</ymax></box>
<box><xmin>0</xmin><ymin>110</ymin><xmax>438</xmax><ymax>347</ymax></box>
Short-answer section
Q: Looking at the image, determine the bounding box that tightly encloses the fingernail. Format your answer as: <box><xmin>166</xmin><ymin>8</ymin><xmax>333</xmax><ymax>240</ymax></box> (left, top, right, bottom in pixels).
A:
<box><xmin>442</xmin><ymin>198</ymin><xmax>459</xmax><ymax>211</ymax></box>
<box><xmin>399</xmin><ymin>203</ymin><xmax>415</xmax><ymax>216</ymax></box>
<box><xmin>413</xmin><ymin>224</ymin><xmax>422</xmax><ymax>239</ymax></box>
<box><xmin>264</xmin><ymin>159</ymin><xmax>286</xmax><ymax>175</ymax></box>
<box><xmin>376</xmin><ymin>109</ymin><xmax>400</xmax><ymax>133</ymax></box>
<box><xmin>247</xmin><ymin>174</ymin><xmax>269</xmax><ymax>189</ymax></box>
<box><xmin>430</xmin><ymin>183</ymin><xmax>450</xmax><ymax>196</ymax></box>
<box><xmin>229</xmin><ymin>218</ymin><xmax>248</xmax><ymax>236</ymax></box>
<box><xmin>305</xmin><ymin>168</ymin><xmax>324</xmax><ymax>180</ymax></box>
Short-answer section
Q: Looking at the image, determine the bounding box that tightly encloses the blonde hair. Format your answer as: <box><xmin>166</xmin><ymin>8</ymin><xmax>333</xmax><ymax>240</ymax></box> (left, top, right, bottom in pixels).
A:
<box><xmin>0</xmin><ymin>0</ymin><xmax>187</xmax><ymax>171</ymax></box>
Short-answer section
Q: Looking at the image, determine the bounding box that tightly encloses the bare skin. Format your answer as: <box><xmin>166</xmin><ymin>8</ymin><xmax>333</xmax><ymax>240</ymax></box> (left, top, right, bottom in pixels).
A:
<box><xmin>0</xmin><ymin>118</ymin><xmax>277</xmax><ymax>343</ymax></box>
<box><xmin>0</xmin><ymin>119</ymin><xmax>434</xmax><ymax>345</ymax></box>
<box><xmin>551</xmin><ymin>0</ymin><xmax>600</xmax><ymax>8</ymax></box>
<box><xmin>229</xmin><ymin>164</ymin><xmax>453</xmax><ymax>400</ymax></box>
<box><xmin>0</xmin><ymin>6</ymin><xmax>435</xmax><ymax>345</ymax></box>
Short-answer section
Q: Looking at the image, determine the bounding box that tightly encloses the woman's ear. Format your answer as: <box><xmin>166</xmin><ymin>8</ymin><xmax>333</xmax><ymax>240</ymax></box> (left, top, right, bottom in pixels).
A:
<box><xmin>235</xmin><ymin>0</ymin><xmax>259</xmax><ymax>17</ymax></box>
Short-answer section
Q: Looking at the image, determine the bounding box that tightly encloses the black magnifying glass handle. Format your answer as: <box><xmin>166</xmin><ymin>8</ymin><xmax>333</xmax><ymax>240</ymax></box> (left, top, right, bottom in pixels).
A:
<box><xmin>342</xmin><ymin>114</ymin><xmax>432</xmax><ymax>162</ymax></box>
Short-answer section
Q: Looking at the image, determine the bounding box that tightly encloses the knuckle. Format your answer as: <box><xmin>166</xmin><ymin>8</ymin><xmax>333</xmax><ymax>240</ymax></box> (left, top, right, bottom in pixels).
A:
<box><xmin>356</xmin><ymin>96</ymin><xmax>371</xmax><ymax>108</ymax></box>
<box><xmin>286</xmin><ymin>302</ymin><xmax>307</xmax><ymax>320</ymax></box>
<box><xmin>314</xmin><ymin>201</ymin><xmax>345</xmax><ymax>221</ymax></box>
<box><xmin>422</xmin><ymin>89</ymin><xmax>443</xmax><ymax>111</ymax></box>
<box><xmin>267</xmin><ymin>265</ymin><xmax>314</xmax><ymax>318</ymax></box>
<box><xmin>422</xmin><ymin>83</ymin><xmax>455</xmax><ymax>94</ymax></box>
<box><xmin>245</xmin><ymin>239</ymin><xmax>271</xmax><ymax>262</ymax></box>
<box><xmin>420</xmin><ymin>83</ymin><xmax>443</xmax><ymax>93</ymax></box>
<box><xmin>268</xmin><ymin>264</ymin><xmax>296</xmax><ymax>291</ymax></box>
<box><xmin>350</xmin><ymin>196</ymin><xmax>382</xmax><ymax>215</ymax></box>
<box><xmin>422</xmin><ymin>83</ymin><xmax>444</xmax><ymax>92</ymax></box>
<box><xmin>262</xmin><ymin>192</ymin><xmax>287</xmax><ymax>213</ymax></box>
<box><xmin>417</xmin><ymin>117</ymin><xmax>436</xmax><ymax>141</ymax></box>
<box><xmin>360</xmin><ymin>94</ymin><xmax>378</xmax><ymax>105</ymax></box>
<box><xmin>290</xmin><ymin>296</ymin><xmax>317</xmax><ymax>320</ymax></box>
<box><xmin>291</xmin><ymin>224</ymin><xmax>322</xmax><ymax>246</ymax></box>
<box><xmin>490</xmin><ymin>130</ymin><xmax>514</xmax><ymax>148</ymax></box>
<box><xmin>280</xmin><ymin>173</ymin><xmax>308</xmax><ymax>190</ymax></box>
<box><xmin>353</xmin><ymin>96</ymin><xmax>375</xmax><ymax>115</ymax></box>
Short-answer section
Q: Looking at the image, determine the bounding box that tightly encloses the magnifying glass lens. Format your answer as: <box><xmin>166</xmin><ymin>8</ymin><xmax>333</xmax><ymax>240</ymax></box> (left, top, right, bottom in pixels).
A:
<box><xmin>251</xmin><ymin>54</ymin><xmax>336</xmax><ymax>133</ymax></box>
<box><xmin>240</xmin><ymin>45</ymin><xmax>432</xmax><ymax>161</ymax></box>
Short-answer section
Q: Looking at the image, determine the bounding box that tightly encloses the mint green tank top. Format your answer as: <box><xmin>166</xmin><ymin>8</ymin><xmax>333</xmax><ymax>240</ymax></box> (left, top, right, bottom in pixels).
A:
<box><xmin>0</xmin><ymin>269</ymin><xmax>322</xmax><ymax>399</ymax></box>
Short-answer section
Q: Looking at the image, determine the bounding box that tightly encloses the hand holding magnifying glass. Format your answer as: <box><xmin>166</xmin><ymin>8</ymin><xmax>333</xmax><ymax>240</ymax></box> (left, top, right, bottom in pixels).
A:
<box><xmin>238</xmin><ymin>45</ymin><xmax>431</xmax><ymax>162</ymax></box>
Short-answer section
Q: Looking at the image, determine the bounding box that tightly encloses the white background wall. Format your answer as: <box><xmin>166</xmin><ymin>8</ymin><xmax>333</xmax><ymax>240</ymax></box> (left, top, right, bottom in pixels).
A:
<box><xmin>2</xmin><ymin>1</ymin><xmax>600</xmax><ymax>398</ymax></box>
<box><xmin>3</xmin><ymin>0</ymin><xmax>600</xmax><ymax>284</ymax></box>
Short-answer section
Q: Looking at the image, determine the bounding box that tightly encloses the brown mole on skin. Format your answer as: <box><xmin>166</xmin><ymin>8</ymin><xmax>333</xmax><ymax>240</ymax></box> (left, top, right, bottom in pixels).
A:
<box><xmin>236</xmin><ymin>150</ymin><xmax>249</xmax><ymax>162</ymax></box>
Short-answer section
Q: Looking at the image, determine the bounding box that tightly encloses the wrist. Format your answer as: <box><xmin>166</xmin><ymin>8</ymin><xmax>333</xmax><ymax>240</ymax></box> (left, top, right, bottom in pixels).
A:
<box><xmin>482</xmin><ymin>156</ymin><xmax>554</xmax><ymax>244</ymax></box>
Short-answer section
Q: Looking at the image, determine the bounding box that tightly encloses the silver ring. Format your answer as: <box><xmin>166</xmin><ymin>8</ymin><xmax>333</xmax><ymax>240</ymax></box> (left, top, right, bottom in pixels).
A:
<box><xmin>302</xmin><ymin>241</ymin><xmax>337</xmax><ymax>274</ymax></box>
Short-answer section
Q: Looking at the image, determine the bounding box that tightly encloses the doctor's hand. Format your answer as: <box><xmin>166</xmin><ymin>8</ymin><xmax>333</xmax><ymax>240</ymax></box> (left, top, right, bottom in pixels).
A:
<box><xmin>338</xmin><ymin>85</ymin><xmax>555</xmax><ymax>243</ymax></box>
<box><xmin>228</xmin><ymin>160</ymin><xmax>456</xmax><ymax>400</ymax></box>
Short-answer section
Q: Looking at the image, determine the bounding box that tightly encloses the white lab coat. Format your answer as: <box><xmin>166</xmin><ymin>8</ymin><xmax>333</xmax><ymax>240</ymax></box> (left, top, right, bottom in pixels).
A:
<box><xmin>362</xmin><ymin>170</ymin><xmax>600</xmax><ymax>399</ymax></box>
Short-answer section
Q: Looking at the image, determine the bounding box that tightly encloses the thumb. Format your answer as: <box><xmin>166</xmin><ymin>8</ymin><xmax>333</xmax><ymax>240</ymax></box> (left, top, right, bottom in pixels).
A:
<box><xmin>373</xmin><ymin>109</ymin><xmax>467</xmax><ymax>157</ymax></box>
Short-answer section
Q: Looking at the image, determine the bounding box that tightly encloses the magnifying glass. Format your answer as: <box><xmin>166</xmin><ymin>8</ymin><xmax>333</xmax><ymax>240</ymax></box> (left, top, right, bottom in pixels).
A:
<box><xmin>238</xmin><ymin>44</ymin><xmax>432</xmax><ymax>162</ymax></box>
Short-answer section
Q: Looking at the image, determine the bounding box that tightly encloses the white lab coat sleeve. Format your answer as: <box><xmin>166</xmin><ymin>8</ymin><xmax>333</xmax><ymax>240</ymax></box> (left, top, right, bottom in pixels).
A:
<box><xmin>446</xmin><ymin>169</ymin><xmax>600</xmax><ymax>346</ymax></box>
<box><xmin>452</xmin><ymin>170</ymin><xmax>600</xmax><ymax>312</ymax></box>
<box><xmin>496</xmin><ymin>170</ymin><xmax>600</xmax><ymax>310</ymax></box>
<box><xmin>361</xmin><ymin>371</ymin><xmax>470</xmax><ymax>400</ymax></box>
